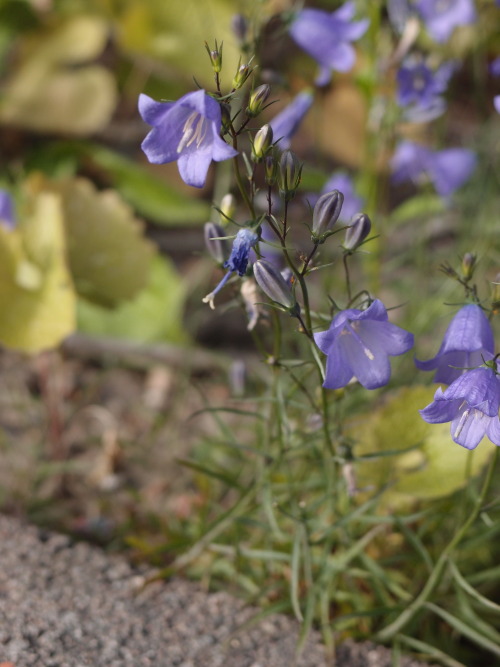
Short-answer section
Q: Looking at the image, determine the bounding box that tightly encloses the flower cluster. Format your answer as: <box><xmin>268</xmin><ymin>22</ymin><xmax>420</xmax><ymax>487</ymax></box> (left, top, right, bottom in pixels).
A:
<box><xmin>396</xmin><ymin>57</ymin><xmax>454</xmax><ymax>121</ymax></box>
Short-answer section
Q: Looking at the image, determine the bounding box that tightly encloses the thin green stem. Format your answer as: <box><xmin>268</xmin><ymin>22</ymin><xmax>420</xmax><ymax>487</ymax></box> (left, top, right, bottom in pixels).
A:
<box><xmin>377</xmin><ymin>447</ymin><xmax>499</xmax><ymax>641</ymax></box>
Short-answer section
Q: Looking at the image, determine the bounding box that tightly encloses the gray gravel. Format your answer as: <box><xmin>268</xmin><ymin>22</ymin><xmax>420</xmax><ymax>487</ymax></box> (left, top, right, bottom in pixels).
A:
<box><xmin>0</xmin><ymin>515</ymin><xmax>432</xmax><ymax>667</ymax></box>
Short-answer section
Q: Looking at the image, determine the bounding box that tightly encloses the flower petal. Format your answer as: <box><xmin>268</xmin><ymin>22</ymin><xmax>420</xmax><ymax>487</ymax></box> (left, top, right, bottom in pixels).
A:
<box><xmin>323</xmin><ymin>341</ymin><xmax>354</xmax><ymax>389</ymax></box>
<box><xmin>138</xmin><ymin>94</ymin><xmax>174</xmax><ymax>126</ymax></box>
<box><xmin>177</xmin><ymin>149</ymin><xmax>213</xmax><ymax>188</ymax></box>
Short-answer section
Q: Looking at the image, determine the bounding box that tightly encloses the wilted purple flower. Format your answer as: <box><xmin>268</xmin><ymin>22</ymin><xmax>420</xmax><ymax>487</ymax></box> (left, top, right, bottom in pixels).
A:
<box><xmin>397</xmin><ymin>58</ymin><xmax>454</xmax><ymax>120</ymax></box>
<box><xmin>203</xmin><ymin>228</ymin><xmax>259</xmax><ymax>308</ymax></box>
<box><xmin>289</xmin><ymin>2</ymin><xmax>369</xmax><ymax>85</ymax></box>
<box><xmin>420</xmin><ymin>367</ymin><xmax>500</xmax><ymax>449</ymax></box>
<box><xmin>416</xmin><ymin>0</ymin><xmax>476</xmax><ymax>43</ymax></box>
<box><xmin>139</xmin><ymin>90</ymin><xmax>237</xmax><ymax>188</ymax></box>
<box><xmin>321</xmin><ymin>173</ymin><xmax>364</xmax><ymax>223</ymax></box>
<box><xmin>391</xmin><ymin>140</ymin><xmax>476</xmax><ymax>199</ymax></box>
<box><xmin>314</xmin><ymin>299</ymin><xmax>414</xmax><ymax>390</ymax></box>
<box><xmin>0</xmin><ymin>190</ymin><xmax>15</xmax><ymax>229</ymax></box>
<box><xmin>269</xmin><ymin>90</ymin><xmax>313</xmax><ymax>149</ymax></box>
<box><xmin>415</xmin><ymin>304</ymin><xmax>494</xmax><ymax>384</ymax></box>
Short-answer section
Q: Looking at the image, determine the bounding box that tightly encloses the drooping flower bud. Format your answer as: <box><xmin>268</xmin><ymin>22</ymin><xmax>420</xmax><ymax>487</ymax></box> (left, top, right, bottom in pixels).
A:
<box><xmin>343</xmin><ymin>213</ymin><xmax>372</xmax><ymax>252</ymax></box>
<box><xmin>461</xmin><ymin>252</ymin><xmax>476</xmax><ymax>282</ymax></box>
<box><xmin>311</xmin><ymin>190</ymin><xmax>344</xmax><ymax>242</ymax></box>
<box><xmin>219</xmin><ymin>193</ymin><xmax>236</xmax><ymax>224</ymax></box>
<box><xmin>246</xmin><ymin>84</ymin><xmax>271</xmax><ymax>117</ymax></box>
<box><xmin>205</xmin><ymin>40</ymin><xmax>223</xmax><ymax>74</ymax></box>
<box><xmin>251</xmin><ymin>124</ymin><xmax>273</xmax><ymax>162</ymax></box>
<box><xmin>253</xmin><ymin>259</ymin><xmax>298</xmax><ymax>313</ymax></box>
<box><xmin>204</xmin><ymin>222</ymin><xmax>228</xmax><ymax>265</ymax></box>
<box><xmin>278</xmin><ymin>150</ymin><xmax>302</xmax><ymax>202</ymax></box>
<box><xmin>232</xmin><ymin>61</ymin><xmax>252</xmax><ymax>90</ymax></box>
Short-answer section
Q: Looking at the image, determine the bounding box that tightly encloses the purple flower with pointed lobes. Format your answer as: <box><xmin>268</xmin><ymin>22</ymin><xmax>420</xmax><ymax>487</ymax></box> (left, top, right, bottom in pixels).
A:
<box><xmin>0</xmin><ymin>190</ymin><xmax>15</xmax><ymax>230</ymax></box>
<box><xmin>269</xmin><ymin>90</ymin><xmax>313</xmax><ymax>150</ymax></box>
<box><xmin>289</xmin><ymin>2</ymin><xmax>369</xmax><ymax>85</ymax></box>
<box><xmin>416</xmin><ymin>0</ymin><xmax>476</xmax><ymax>43</ymax></box>
<box><xmin>397</xmin><ymin>58</ymin><xmax>454</xmax><ymax>117</ymax></box>
<box><xmin>139</xmin><ymin>90</ymin><xmax>237</xmax><ymax>189</ymax></box>
<box><xmin>420</xmin><ymin>366</ymin><xmax>500</xmax><ymax>450</ymax></box>
<box><xmin>391</xmin><ymin>141</ymin><xmax>476</xmax><ymax>199</ymax></box>
<box><xmin>416</xmin><ymin>304</ymin><xmax>494</xmax><ymax>385</ymax></box>
<box><xmin>314</xmin><ymin>299</ymin><xmax>414</xmax><ymax>390</ymax></box>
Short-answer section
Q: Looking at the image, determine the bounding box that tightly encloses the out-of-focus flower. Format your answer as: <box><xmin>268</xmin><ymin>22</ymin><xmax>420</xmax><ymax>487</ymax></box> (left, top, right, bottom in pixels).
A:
<box><xmin>0</xmin><ymin>190</ymin><xmax>15</xmax><ymax>229</ymax></box>
<box><xmin>202</xmin><ymin>228</ymin><xmax>258</xmax><ymax>308</ymax></box>
<box><xmin>289</xmin><ymin>2</ymin><xmax>369</xmax><ymax>85</ymax></box>
<box><xmin>139</xmin><ymin>90</ymin><xmax>237</xmax><ymax>188</ymax></box>
<box><xmin>397</xmin><ymin>57</ymin><xmax>454</xmax><ymax>120</ymax></box>
<box><xmin>495</xmin><ymin>96</ymin><xmax>500</xmax><ymax>114</ymax></box>
<box><xmin>391</xmin><ymin>140</ymin><xmax>476</xmax><ymax>199</ymax></box>
<box><xmin>314</xmin><ymin>299</ymin><xmax>414</xmax><ymax>390</ymax></box>
<box><xmin>415</xmin><ymin>0</ymin><xmax>476</xmax><ymax>43</ymax></box>
<box><xmin>321</xmin><ymin>173</ymin><xmax>364</xmax><ymax>223</ymax></box>
<box><xmin>420</xmin><ymin>366</ymin><xmax>500</xmax><ymax>449</ymax></box>
<box><xmin>269</xmin><ymin>90</ymin><xmax>313</xmax><ymax>149</ymax></box>
<box><xmin>415</xmin><ymin>304</ymin><xmax>494</xmax><ymax>384</ymax></box>
<box><xmin>490</xmin><ymin>57</ymin><xmax>500</xmax><ymax>78</ymax></box>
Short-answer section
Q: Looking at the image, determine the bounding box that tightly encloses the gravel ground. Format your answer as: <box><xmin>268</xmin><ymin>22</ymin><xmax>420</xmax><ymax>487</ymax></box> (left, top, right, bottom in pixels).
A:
<box><xmin>0</xmin><ymin>515</ymin><xmax>433</xmax><ymax>667</ymax></box>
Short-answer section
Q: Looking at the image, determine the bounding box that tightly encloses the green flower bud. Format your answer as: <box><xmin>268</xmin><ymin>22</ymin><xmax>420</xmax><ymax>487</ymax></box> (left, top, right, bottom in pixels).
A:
<box><xmin>246</xmin><ymin>84</ymin><xmax>271</xmax><ymax>117</ymax></box>
<box><xmin>253</xmin><ymin>259</ymin><xmax>298</xmax><ymax>313</ymax></box>
<box><xmin>264</xmin><ymin>152</ymin><xmax>278</xmax><ymax>186</ymax></box>
<box><xmin>219</xmin><ymin>193</ymin><xmax>236</xmax><ymax>224</ymax></box>
<box><xmin>205</xmin><ymin>40</ymin><xmax>223</xmax><ymax>74</ymax></box>
<box><xmin>251</xmin><ymin>124</ymin><xmax>273</xmax><ymax>163</ymax></box>
<box><xmin>204</xmin><ymin>222</ymin><xmax>228</xmax><ymax>264</ymax></box>
<box><xmin>461</xmin><ymin>252</ymin><xmax>476</xmax><ymax>282</ymax></box>
<box><xmin>232</xmin><ymin>62</ymin><xmax>252</xmax><ymax>90</ymax></box>
<box><xmin>278</xmin><ymin>150</ymin><xmax>302</xmax><ymax>202</ymax></box>
<box><xmin>343</xmin><ymin>213</ymin><xmax>372</xmax><ymax>251</ymax></box>
<box><xmin>311</xmin><ymin>190</ymin><xmax>344</xmax><ymax>242</ymax></box>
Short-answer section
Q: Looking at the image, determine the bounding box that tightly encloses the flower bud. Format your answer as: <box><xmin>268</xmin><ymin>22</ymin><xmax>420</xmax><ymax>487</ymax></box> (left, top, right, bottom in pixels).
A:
<box><xmin>491</xmin><ymin>273</ymin><xmax>500</xmax><ymax>314</ymax></box>
<box><xmin>311</xmin><ymin>190</ymin><xmax>344</xmax><ymax>241</ymax></box>
<box><xmin>204</xmin><ymin>222</ymin><xmax>228</xmax><ymax>264</ymax></box>
<box><xmin>343</xmin><ymin>213</ymin><xmax>372</xmax><ymax>251</ymax></box>
<box><xmin>231</xmin><ymin>14</ymin><xmax>248</xmax><ymax>44</ymax></box>
<box><xmin>264</xmin><ymin>152</ymin><xmax>278</xmax><ymax>186</ymax></box>
<box><xmin>278</xmin><ymin>150</ymin><xmax>302</xmax><ymax>202</ymax></box>
<box><xmin>461</xmin><ymin>252</ymin><xmax>476</xmax><ymax>282</ymax></box>
<box><xmin>219</xmin><ymin>193</ymin><xmax>236</xmax><ymax>224</ymax></box>
<box><xmin>220</xmin><ymin>102</ymin><xmax>232</xmax><ymax>134</ymax></box>
<box><xmin>246</xmin><ymin>84</ymin><xmax>271</xmax><ymax>117</ymax></box>
<box><xmin>205</xmin><ymin>40</ymin><xmax>223</xmax><ymax>74</ymax></box>
<box><xmin>253</xmin><ymin>259</ymin><xmax>298</xmax><ymax>312</ymax></box>
<box><xmin>251</xmin><ymin>124</ymin><xmax>273</xmax><ymax>162</ymax></box>
<box><xmin>232</xmin><ymin>62</ymin><xmax>252</xmax><ymax>90</ymax></box>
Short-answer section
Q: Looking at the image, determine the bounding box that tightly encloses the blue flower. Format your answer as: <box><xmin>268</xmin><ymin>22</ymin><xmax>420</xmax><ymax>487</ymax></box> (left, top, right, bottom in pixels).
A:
<box><xmin>203</xmin><ymin>228</ymin><xmax>259</xmax><ymax>308</ymax></box>
<box><xmin>416</xmin><ymin>0</ymin><xmax>476</xmax><ymax>43</ymax></box>
<box><xmin>391</xmin><ymin>140</ymin><xmax>476</xmax><ymax>199</ymax></box>
<box><xmin>420</xmin><ymin>367</ymin><xmax>500</xmax><ymax>449</ymax></box>
<box><xmin>415</xmin><ymin>304</ymin><xmax>494</xmax><ymax>384</ymax></box>
<box><xmin>321</xmin><ymin>173</ymin><xmax>364</xmax><ymax>223</ymax></box>
<box><xmin>0</xmin><ymin>190</ymin><xmax>15</xmax><ymax>230</ymax></box>
<box><xmin>289</xmin><ymin>2</ymin><xmax>369</xmax><ymax>85</ymax></box>
<box><xmin>139</xmin><ymin>90</ymin><xmax>237</xmax><ymax>188</ymax></box>
<box><xmin>397</xmin><ymin>58</ymin><xmax>454</xmax><ymax>121</ymax></box>
<box><xmin>314</xmin><ymin>299</ymin><xmax>414</xmax><ymax>390</ymax></box>
<box><xmin>269</xmin><ymin>90</ymin><xmax>314</xmax><ymax>149</ymax></box>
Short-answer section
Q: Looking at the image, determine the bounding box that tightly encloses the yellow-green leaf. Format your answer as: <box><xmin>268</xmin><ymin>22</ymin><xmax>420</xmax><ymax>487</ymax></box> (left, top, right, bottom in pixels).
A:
<box><xmin>0</xmin><ymin>192</ymin><xmax>76</xmax><ymax>353</ymax></box>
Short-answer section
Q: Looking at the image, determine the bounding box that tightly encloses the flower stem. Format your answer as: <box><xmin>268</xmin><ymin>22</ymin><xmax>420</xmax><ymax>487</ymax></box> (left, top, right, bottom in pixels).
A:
<box><xmin>377</xmin><ymin>446</ymin><xmax>499</xmax><ymax>642</ymax></box>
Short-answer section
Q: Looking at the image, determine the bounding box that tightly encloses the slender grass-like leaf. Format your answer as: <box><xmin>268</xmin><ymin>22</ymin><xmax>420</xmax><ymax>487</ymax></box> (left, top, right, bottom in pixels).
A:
<box><xmin>454</xmin><ymin>587</ymin><xmax>500</xmax><ymax>645</ymax></box>
<box><xmin>291</xmin><ymin>527</ymin><xmax>304</xmax><ymax>622</ymax></box>
<box><xmin>449</xmin><ymin>560</ymin><xmax>500</xmax><ymax>613</ymax></box>
<box><xmin>176</xmin><ymin>458</ymin><xmax>243</xmax><ymax>489</ymax></box>
<box><xmin>396</xmin><ymin>517</ymin><xmax>433</xmax><ymax>573</ymax></box>
<box><xmin>397</xmin><ymin>634</ymin><xmax>467</xmax><ymax>667</ymax></box>
<box><xmin>425</xmin><ymin>602</ymin><xmax>500</xmax><ymax>658</ymax></box>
